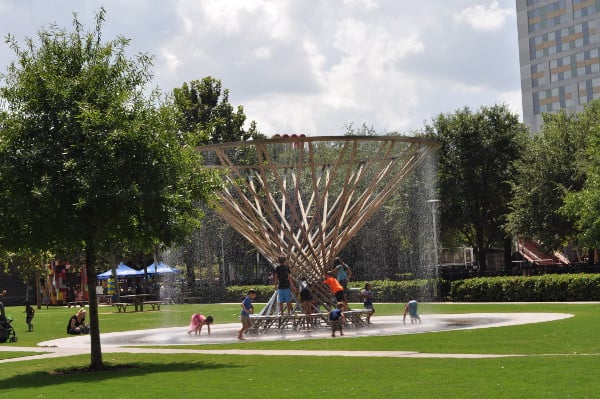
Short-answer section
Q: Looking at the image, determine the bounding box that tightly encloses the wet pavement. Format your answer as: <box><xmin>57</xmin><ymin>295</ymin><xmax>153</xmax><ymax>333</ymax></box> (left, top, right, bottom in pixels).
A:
<box><xmin>0</xmin><ymin>313</ymin><xmax>572</xmax><ymax>362</ymax></box>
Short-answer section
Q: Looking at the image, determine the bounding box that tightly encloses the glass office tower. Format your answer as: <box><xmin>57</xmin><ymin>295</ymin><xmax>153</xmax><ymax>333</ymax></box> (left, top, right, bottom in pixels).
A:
<box><xmin>517</xmin><ymin>0</ymin><xmax>600</xmax><ymax>133</ymax></box>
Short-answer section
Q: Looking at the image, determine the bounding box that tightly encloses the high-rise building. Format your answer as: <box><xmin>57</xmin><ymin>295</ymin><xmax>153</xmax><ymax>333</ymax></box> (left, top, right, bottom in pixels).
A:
<box><xmin>517</xmin><ymin>0</ymin><xmax>600</xmax><ymax>133</ymax></box>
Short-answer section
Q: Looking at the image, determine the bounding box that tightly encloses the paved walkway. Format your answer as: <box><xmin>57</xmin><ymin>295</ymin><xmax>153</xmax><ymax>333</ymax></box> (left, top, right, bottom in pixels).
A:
<box><xmin>0</xmin><ymin>313</ymin><xmax>572</xmax><ymax>363</ymax></box>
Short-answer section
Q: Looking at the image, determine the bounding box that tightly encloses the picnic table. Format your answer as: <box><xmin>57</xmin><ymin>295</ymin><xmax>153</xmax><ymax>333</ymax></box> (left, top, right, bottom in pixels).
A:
<box><xmin>143</xmin><ymin>301</ymin><xmax>164</xmax><ymax>311</ymax></box>
<box><xmin>119</xmin><ymin>294</ymin><xmax>151</xmax><ymax>312</ymax></box>
<box><xmin>67</xmin><ymin>300</ymin><xmax>88</xmax><ymax>308</ymax></box>
<box><xmin>112</xmin><ymin>302</ymin><xmax>131</xmax><ymax>313</ymax></box>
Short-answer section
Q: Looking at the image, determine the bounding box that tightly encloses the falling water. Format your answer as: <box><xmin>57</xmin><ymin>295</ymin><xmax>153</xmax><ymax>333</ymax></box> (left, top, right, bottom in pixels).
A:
<box><xmin>161</xmin><ymin>136</ymin><xmax>440</xmax><ymax>306</ymax></box>
<box><xmin>345</xmin><ymin>147</ymin><xmax>438</xmax><ymax>301</ymax></box>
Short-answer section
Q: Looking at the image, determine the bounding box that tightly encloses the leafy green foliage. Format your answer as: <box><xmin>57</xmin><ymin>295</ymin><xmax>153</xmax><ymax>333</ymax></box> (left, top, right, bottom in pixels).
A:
<box><xmin>451</xmin><ymin>273</ymin><xmax>600</xmax><ymax>301</ymax></box>
<box><xmin>507</xmin><ymin>109</ymin><xmax>587</xmax><ymax>251</ymax></box>
<box><xmin>424</xmin><ymin>104</ymin><xmax>528</xmax><ymax>270</ymax></box>
<box><xmin>560</xmin><ymin>100</ymin><xmax>600</xmax><ymax>248</ymax></box>
<box><xmin>173</xmin><ymin>76</ymin><xmax>263</xmax><ymax>144</ymax></box>
<box><xmin>0</xmin><ymin>9</ymin><xmax>221</xmax><ymax>370</ymax></box>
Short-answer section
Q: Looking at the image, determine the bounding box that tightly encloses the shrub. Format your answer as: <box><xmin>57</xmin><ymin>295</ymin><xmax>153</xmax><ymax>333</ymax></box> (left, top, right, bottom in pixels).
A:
<box><xmin>450</xmin><ymin>273</ymin><xmax>600</xmax><ymax>301</ymax></box>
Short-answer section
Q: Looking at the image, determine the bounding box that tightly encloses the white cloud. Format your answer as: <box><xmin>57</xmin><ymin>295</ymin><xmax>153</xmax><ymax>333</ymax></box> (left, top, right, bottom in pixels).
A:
<box><xmin>497</xmin><ymin>89</ymin><xmax>524</xmax><ymax>122</ymax></box>
<box><xmin>0</xmin><ymin>0</ymin><xmax>522</xmax><ymax>135</ymax></box>
<box><xmin>454</xmin><ymin>1</ymin><xmax>514</xmax><ymax>31</ymax></box>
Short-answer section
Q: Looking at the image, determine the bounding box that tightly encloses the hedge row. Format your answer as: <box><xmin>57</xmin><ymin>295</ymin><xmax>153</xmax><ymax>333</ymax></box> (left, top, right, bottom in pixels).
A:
<box><xmin>220</xmin><ymin>279</ymin><xmax>434</xmax><ymax>304</ymax></box>
<box><xmin>450</xmin><ymin>273</ymin><xmax>600</xmax><ymax>302</ymax></box>
<box><xmin>197</xmin><ymin>274</ymin><xmax>600</xmax><ymax>303</ymax></box>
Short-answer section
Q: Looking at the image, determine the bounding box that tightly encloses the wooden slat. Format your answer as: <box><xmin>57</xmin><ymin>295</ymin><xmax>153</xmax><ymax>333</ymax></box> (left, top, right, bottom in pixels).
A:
<box><xmin>199</xmin><ymin>136</ymin><xmax>439</xmax><ymax>314</ymax></box>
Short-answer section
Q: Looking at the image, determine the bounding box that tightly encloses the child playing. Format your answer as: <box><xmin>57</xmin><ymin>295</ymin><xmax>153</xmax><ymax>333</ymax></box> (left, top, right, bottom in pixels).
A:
<box><xmin>360</xmin><ymin>283</ymin><xmax>375</xmax><ymax>324</ymax></box>
<box><xmin>24</xmin><ymin>301</ymin><xmax>34</xmax><ymax>332</ymax></box>
<box><xmin>299</xmin><ymin>277</ymin><xmax>313</xmax><ymax>330</ymax></box>
<box><xmin>237</xmin><ymin>289</ymin><xmax>257</xmax><ymax>340</ymax></box>
<box><xmin>323</xmin><ymin>271</ymin><xmax>347</xmax><ymax>310</ymax></box>
<box><xmin>403</xmin><ymin>299</ymin><xmax>422</xmax><ymax>324</ymax></box>
<box><xmin>187</xmin><ymin>313</ymin><xmax>214</xmax><ymax>335</ymax></box>
<box><xmin>329</xmin><ymin>302</ymin><xmax>346</xmax><ymax>337</ymax></box>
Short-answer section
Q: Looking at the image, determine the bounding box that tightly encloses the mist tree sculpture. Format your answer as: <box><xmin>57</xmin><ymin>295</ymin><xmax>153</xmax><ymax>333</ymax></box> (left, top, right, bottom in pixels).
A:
<box><xmin>199</xmin><ymin>135</ymin><xmax>439</xmax><ymax>312</ymax></box>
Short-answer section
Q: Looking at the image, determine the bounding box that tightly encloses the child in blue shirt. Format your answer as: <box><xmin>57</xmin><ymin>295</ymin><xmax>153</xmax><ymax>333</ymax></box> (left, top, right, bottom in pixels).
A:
<box><xmin>329</xmin><ymin>302</ymin><xmax>346</xmax><ymax>337</ymax></box>
<box><xmin>238</xmin><ymin>289</ymin><xmax>257</xmax><ymax>340</ymax></box>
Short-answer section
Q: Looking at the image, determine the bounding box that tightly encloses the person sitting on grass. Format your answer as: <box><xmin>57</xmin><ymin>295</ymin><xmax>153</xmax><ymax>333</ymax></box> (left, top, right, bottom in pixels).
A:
<box><xmin>67</xmin><ymin>308</ymin><xmax>90</xmax><ymax>335</ymax></box>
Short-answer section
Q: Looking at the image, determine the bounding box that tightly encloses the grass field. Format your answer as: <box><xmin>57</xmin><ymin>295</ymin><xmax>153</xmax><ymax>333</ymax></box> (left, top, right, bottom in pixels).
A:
<box><xmin>0</xmin><ymin>302</ymin><xmax>598</xmax><ymax>398</ymax></box>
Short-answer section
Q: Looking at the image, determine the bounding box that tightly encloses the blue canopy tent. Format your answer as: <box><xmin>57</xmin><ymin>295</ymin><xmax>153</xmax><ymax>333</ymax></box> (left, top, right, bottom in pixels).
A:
<box><xmin>97</xmin><ymin>262</ymin><xmax>144</xmax><ymax>280</ymax></box>
<box><xmin>146</xmin><ymin>262</ymin><xmax>179</xmax><ymax>274</ymax></box>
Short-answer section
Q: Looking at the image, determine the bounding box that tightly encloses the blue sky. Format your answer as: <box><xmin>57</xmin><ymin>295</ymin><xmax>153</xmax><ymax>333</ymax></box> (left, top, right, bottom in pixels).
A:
<box><xmin>0</xmin><ymin>0</ymin><xmax>521</xmax><ymax>136</ymax></box>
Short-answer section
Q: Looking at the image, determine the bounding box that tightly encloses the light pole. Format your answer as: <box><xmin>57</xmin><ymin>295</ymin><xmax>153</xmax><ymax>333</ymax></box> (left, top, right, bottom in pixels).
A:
<box><xmin>427</xmin><ymin>199</ymin><xmax>441</xmax><ymax>270</ymax></box>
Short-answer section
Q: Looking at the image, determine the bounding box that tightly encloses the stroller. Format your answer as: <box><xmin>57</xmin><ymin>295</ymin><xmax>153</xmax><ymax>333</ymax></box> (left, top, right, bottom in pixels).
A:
<box><xmin>0</xmin><ymin>315</ymin><xmax>17</xmax><ymax>343</ymax></box>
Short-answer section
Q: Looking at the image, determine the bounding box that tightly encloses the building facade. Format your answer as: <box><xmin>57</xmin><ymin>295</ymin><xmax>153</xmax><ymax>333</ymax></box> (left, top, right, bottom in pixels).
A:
<box><xmin>517</xmin><ymin>0</ymin><xmax>600</xmax><ymax>133</ymax></box>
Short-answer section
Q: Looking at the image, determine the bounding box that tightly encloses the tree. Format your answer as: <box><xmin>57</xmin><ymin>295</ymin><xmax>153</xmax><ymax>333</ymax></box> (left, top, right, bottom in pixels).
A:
<box><xmin>172</xmin><ymin>77</ymin><xmax>264</xmax><ymax>285</ymax></box>
<box><xmin>0</xmin><ymin>9</ymin><xmax>220</xmax><ymax>370</ymax></box>
<box><xmin>0</xmin><ymin>248</ymin><xmax>52</xmax><ymax>309</ymax></box>
<box><xmin>507</xmin><ymin>109</ymin><xmax>587</xmax><ymax>252</ymax></box>
<box><xmin>173</xmin><ymin>77</ymin><xmax>263</xmax><ymax>144</ymax></box>
<box><xmin>561</xmin><ymin>100</ymin><xmax>600</xmax><ymax>250</ymax></box>
<box><xmin>424</xmin><ymin>105</ymin><xmax>528</xmax><ymax>271</ymax></box>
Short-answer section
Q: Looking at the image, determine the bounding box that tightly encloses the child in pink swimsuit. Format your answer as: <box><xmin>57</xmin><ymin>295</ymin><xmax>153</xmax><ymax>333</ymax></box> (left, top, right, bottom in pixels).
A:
<box><xmin>188</xmin><ymin>313</ymin><xmax>214</xmax><ymax>335</ymax></box>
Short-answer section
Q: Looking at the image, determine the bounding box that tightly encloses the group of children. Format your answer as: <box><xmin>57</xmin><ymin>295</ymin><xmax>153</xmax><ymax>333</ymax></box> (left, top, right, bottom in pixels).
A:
<box><xmin>5</xmin><ymin>261</ymin><xmax>422</xmax><ymax>341</ymax></box>
<box><xmin>231</xmin><ymin>281</ymin><xmax>421</xmax><ymax>340</ymax></box>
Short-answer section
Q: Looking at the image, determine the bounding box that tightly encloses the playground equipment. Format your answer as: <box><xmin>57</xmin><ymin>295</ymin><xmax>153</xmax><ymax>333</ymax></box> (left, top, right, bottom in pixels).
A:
<box><xmin>199</xmin><ymin>135</ymin><xmax>439</xmax><ymax>328</ymax></box>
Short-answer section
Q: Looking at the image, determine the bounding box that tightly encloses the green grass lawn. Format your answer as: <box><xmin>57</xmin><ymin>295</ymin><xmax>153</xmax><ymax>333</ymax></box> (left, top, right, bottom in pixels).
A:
<box><xmin>0</xmin><ymin>302</ymin><xmax>598</xmax><ymax>398</ymax></box>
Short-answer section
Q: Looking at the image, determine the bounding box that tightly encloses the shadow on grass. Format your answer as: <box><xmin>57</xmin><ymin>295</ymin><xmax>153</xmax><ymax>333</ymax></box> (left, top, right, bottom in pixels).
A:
<box><xmin>2</xmin><ymin>359</ymin><xmax>242</xmax><ymax>388</ymax></box>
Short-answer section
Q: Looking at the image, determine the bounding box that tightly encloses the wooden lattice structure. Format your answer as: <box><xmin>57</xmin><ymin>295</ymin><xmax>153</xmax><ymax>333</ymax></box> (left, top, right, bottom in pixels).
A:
<box><xmin>198</xmin><ymin>135</ymin><xmax>439</xmax><ymax>318</ymax></box>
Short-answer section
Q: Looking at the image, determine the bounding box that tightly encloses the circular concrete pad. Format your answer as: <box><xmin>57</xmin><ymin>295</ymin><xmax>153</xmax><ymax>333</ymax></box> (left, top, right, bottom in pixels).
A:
<box><xmin>39</xmin><ymin>312</ymin><xmax>572</xmax><ymax>349</ymax></box>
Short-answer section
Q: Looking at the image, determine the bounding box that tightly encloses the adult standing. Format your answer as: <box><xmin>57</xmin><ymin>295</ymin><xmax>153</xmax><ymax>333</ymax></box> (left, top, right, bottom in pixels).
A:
<box><xmin>273</xmin><ymin>255</ymin><xmax>295</xmax><ymax>315</ymax></box>
<box><xmin>0</xmin><ymin>290</ymin><xmax>6</xmax><ymax>318</ymax></box>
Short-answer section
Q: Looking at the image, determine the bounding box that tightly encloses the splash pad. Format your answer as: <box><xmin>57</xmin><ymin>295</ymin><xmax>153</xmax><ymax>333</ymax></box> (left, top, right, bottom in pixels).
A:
<box><xmin>199</xmin><ymin>135</ymin><xmax>440</xmax><ymax>330</ymax></box>
<box><xmin>36</xmin><ymin>312</ymin><xmax>573</xmax><ymax>352</ymax></box>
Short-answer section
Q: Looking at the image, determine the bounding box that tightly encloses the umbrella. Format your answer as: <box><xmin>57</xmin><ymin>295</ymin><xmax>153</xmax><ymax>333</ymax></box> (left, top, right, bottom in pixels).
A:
<box><xmin>146</xmin><ymin>262</ymin><xmax>179</xmax><ymax>274</ymax></box>
<box><xmin>97</xmin><ymin>262</ymin><xmax>144</xmax><ymax>280</ymax></box>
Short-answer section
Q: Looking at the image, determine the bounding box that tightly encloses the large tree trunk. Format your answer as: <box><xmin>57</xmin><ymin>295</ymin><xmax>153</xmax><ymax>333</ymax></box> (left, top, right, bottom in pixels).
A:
<box><xmin>475</xmin><ymin>229</ymin><xmax>487</xmax><ymax>272</ymax></box>
<box><xmin>503</xmin><ymin>237</ymin><xmax>512</xmax><ymax>270</ymax></box>
<box><xmin>85</xmin><ymin>242</ymin><xmax>104</xmax><ymax>371</ymax></box>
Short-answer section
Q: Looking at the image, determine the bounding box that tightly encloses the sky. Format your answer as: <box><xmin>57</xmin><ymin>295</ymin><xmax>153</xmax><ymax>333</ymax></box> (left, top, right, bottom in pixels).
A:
<box><xmin>0</xmin><ymin>0</ymin><xmax>522</xmax><ymax>136</ymax></box>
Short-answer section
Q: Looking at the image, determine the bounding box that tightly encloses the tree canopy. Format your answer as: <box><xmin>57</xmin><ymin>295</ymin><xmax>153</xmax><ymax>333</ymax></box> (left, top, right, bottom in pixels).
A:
<box><xmin>507</xmin><ymin>109</ymin><xmax>586</xmax><ymax>252</ymax></box>
<box><xmin>560</xmin><ymin>100</ymin><xmax>600</xmax><ymax>249</ymax></box>
<box><xmin>424</xmin><ymin>104</ymin><xmax>527</xmax><ymax>271</ymax></box>
<box><xmin>0</xmin><ymin>9</ymin><xmax>220</xmax><ymax>370</ymax></box>
<box><xmin>173</xmin><ymin>77</ymin><xmax>263</xmax><ymax>144</ymax></box>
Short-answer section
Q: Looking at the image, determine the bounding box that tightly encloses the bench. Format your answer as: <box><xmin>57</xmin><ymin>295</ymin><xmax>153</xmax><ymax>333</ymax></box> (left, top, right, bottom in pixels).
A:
<box><xmin>249</xmin><ymin>314</ymin><xmax>294</xmax><ymax>332</ymax></box>
<box><xmin>143</xmin><ymin>301</ymin><xmax>163</xmax><ymax>311</ymax></box>
<box><xmin>67</xmin><ymin>301</ymin><xmax>88</xmax><ymax>308</ymax></box>
<box><xmin>97</xmin><ymin>294</ymin><xmax>113</xmax><ymax>305</ymax></box>
<box><xmin>292</xmin><ymin>312</ymin><xmax>328</xmax><ymax>330</ymax></box>
<box><xmin>112</xmin><ymin>302</ymin><xmax>130</xmax><ymax>313</ymax></box>
<box><xmin>342</xmin><ymin>309</ymin><xmax>372</xmax><ymax>326</ymax></box>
